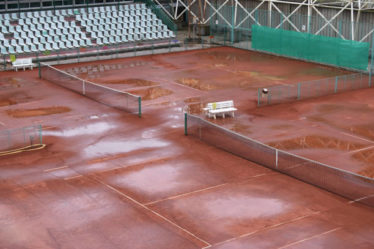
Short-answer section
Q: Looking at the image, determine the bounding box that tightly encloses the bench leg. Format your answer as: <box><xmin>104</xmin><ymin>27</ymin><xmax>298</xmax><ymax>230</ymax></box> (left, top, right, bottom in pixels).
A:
<box><xmin>223</xmin><ymin>113</ymin><xmax>225</xmax><ymax>119</ymax></box>
<box><xmin>232</xmin><ymin>112</ymin><xmax>235</xmax><ymax>118</ymax></box>
<box><xmin>214</xmin><ymin>114</ymin><xmax>216</xmax><ymax>120</ymax></box>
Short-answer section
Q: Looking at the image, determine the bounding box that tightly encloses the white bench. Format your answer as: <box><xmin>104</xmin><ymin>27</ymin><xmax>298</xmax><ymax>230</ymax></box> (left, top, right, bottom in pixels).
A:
<box><xmin>203</xmin><ymin>100</ymin><xmax>237</xmax><ymax>119</ymax></box>
<box><xmin>12</xmin><ymin>58</ymin><xmax>35</xmax><ymax>71</ymax></box>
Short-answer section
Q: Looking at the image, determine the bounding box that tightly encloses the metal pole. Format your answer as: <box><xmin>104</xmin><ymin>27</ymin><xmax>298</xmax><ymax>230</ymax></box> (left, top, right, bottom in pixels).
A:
<box><xmin>307</xmin><ymin>0</ymin><xmax>311</xmax><ymax>33</ymax></box>
<box><xmin>184</xmin><ymin>112</ymin><xmax>188</xmax><ymax>135</ymax></box>
<box><xmin>351</xmin><ymin>1</ymin><xmax>355</xmax><ymax>40</ymax></box>
<box><xmin>138</xmin><ymin>97</ymin><xmax>142</xmax><ymax>118</ymax></box>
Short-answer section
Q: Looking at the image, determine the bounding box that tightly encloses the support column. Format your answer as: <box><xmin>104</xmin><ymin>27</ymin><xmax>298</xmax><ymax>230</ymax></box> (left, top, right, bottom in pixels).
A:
<box><xmin>351</xmin><ymin>1</ymin><xmax>355</xmax><ymax>40</ymax></box>
<box><xmin>268</xmin><ymin>0</ymin><xmax>272</xmax><ymax>27</ymax></box>
<box><xmin>307</xmin><ymin>0</ymin><xmax>312</xmax><ymax>33</ymax></box>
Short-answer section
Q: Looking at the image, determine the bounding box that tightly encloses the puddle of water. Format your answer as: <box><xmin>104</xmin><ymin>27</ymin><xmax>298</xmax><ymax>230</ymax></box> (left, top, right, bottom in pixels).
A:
<box><xmin>111</xmin><ymin>164</ymin><xmax>184</xmax><ymax>195</ymax></box>
<box><xmin>44</xmin><ymin>122</ymin><xmax>115</xmax><ymax>137</ymax></box>
<box><xmin>204</xmin><ymin>195</ymin><xmax>288</xmax><ymax>219</ymax></box>
<box><xmin>84</xmin><ymin>138</ymin><xmax>170</xmax><ymax>157</ymax></box>
<box><xmin>6</xmin><ymin>107</ymin><xmax>71</xmax><ymax>118</ymax></box>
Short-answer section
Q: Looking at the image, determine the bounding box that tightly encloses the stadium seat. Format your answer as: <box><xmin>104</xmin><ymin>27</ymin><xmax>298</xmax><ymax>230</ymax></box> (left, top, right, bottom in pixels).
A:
<box><xmin>0</xmin><ymin>3</ymin><xmax>176</xmax><ymax>57</ymax></box>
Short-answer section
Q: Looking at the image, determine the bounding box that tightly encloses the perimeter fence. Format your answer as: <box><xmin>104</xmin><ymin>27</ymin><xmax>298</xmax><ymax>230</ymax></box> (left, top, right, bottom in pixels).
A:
<box><xmin>0</xmin><ymin>125</ymin><xmax>43</xmax><ymax>152</ymax></box>
<box><xmin>258</xmin><ymin>72</ymin><xmax>370</xmax><ymax>106</ymax></box>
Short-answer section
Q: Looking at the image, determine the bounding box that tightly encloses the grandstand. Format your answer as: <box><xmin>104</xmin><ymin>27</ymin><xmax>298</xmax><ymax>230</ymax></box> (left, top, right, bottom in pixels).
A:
<box><xmin>0</xmin><ymin>3</ymin><xmax>175</xmax><ymax>58</ymax></box>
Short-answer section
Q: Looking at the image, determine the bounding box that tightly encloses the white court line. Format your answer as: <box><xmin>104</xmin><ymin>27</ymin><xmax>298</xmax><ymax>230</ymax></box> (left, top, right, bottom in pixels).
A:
<box><xmin>340</xmin><ymin>131</ymin><xmax>374</xmax><ymax>144</ymax></box>
<box><xmin>213</xmin><ymin>212</ymin><xmax>320</xmax><ymax>247</ymax></box>
<box><xmin>95</xmin><ymin>178</ymin><xmax>211</xmax><ymax>248</ymax></box>
<box><xmin>145</xmin><ymin>173</ymin><xmax>275</xmax><ymax>206</ymax></box>
<box><xmin>349</xmin><ymin>194</ymin><xmax>374</xmax><ymax>204</ymax></box>
<box><xmin>145</xmin><ymin>183</ymin><xmax>229</xmax><ymax>206</ymax></box>
<box><xmin>170</xmin><ymin>81</ymin><xmax>204</xmax><ymax>92</ymax></box>
<box><xmin>44</xmin><ymin>165</ymin><xmax>68</xmax><ymax>172</ymax></box>
<box><xmin>348</xmin><ymin>144</ymin><xmax>374</xmax><ymax>154</ymax></box>
<box><xmin>64</xmin><ymin>175</ymin><xmax>83</xmax><ymax>181</ymax></box>
<box><xmin>276</xmin><ymin>227</ymin><xmax>341</xmax><ymax>249</ymax></box>
<box><xmin>0</xmin><ymin>121</ymin><xmax>5</xmax><ymax>126</ymax></box>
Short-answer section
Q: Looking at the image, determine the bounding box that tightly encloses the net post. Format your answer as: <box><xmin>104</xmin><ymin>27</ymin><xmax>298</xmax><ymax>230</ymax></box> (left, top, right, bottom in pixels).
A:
<box><xmin>297</xmin><ymin>82</ymin><xmax>301</xmax><ymax>100</ymax></box>
<box><xmin>184</xmin><ymin>112</ymin><xmax>188</xmax><ymax>136</ymax></box>
<box><xmin>275</xmin><ymin>149</ymin><xmax>278</xmax><ymax>169</ymax></box>
<box><xmin>138</xmin><ymin>97</ymin><xmax>142</xmax><ymax>118</ymax></box>
<box><xmin>257</xmin><ymin>88</ymin><xmax>261</xmax><ymax>106</ymax></box>
<box><xmin>38</xmin><ymin>61</ymin><xmax>41</xmax><ymax>79</ymax></box>
<box><xmin>82</xmin><ymin>80</ymin><xmax>86</xmax><ymax>95</ymax></box>
<box><xmin>334</xmin><ymin>76</ymin><xmax>338</xmax><ymax>93</ymax></box>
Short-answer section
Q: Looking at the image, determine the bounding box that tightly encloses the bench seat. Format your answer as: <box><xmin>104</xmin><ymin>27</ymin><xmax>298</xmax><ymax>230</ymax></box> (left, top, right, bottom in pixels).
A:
<box><xmin>203</xmin><ymin>100</ymin><xmax>237</xmax><ymax>119</ymax></box>
<box><xmin>12</xmin><ymin>58</ymin><xmax>35</xmax><ymax>71</ymax></box>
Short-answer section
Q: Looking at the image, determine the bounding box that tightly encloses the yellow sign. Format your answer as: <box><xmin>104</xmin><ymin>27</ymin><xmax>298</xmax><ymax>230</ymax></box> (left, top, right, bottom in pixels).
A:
<box><xmin>10</xmin><ymin>54</ymin><xmax>16</xmax><ymax>62</ymax></box>
<box><xmin>212</xmin><ymin>102</ymin><xmax>217</xmax><ymax>110</ymax></box>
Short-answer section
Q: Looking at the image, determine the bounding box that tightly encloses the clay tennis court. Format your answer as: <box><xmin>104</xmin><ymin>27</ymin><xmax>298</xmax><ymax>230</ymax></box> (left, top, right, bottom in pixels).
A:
<box><xmin>1</xmin><ymin>47</ymin><xmax>374</xmax><ymax>249</ymax></box>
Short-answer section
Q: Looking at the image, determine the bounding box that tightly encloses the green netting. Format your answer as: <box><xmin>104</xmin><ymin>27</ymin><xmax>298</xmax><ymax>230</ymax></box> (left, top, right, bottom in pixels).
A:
<box><xmin>252</xmin><ymin>25</ymin><xmax>369</xmax><ymax>71</ymax></box>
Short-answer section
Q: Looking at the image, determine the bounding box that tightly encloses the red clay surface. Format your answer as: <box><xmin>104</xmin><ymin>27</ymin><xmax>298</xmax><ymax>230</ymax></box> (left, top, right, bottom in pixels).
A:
<box><xmin>1</xmin><ymin>47</ymin><xmax>374</xmax><ymax>249</ymax></box>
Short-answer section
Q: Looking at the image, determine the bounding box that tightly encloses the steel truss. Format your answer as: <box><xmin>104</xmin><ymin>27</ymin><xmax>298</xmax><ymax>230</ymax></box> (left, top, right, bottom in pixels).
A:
<box><xmin>154</xmin><ymin>0</ymin><xmax>374</xmax><ymax>42</ymax></box>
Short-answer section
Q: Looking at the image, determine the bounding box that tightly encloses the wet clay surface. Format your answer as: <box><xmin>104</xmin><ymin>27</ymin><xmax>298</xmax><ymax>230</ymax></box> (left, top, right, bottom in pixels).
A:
<box><xmin>0</xmin><ymin>47</ymin><xmax>373</xmax><ymax>249</ymax></box>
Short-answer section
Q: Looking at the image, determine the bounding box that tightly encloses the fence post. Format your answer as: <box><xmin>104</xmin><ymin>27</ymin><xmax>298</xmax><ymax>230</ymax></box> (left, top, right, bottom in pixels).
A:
<box><xmin>39</xmin><ymin>125</ymin><xmax>43</xmax><ymax>144</ymax></box>
<box><xmin>297</xmin><ymin>83</ymin><xmax>301</xmax><ymax>100</ymax></box>
<box><xmin>138</xmin><ymin>97</ymin><xmax>142</xmax><ymax>118</ymax></box>
<box><xmin>231</xmin><ymin>6</ymin><xmax>234</xmax><ymax>44</ymax></box>
<box><xmin>38</xmin><ymin>61</ymin><xmax>41</xmax><ymax>79</ymax></box>
<box><xmin>184</xmin><ymin>112</ymin><xmax>188</xmax><ymax>135</ymax></box>
<box><xmin>268</xmin><ymin>90</ymin><xmax>271</xmax><ymax>105</ymax></box>
<box><xmin>334</xmin><ymin>76</ymin><xmax>338</xmax><ymax>93</ymax></box>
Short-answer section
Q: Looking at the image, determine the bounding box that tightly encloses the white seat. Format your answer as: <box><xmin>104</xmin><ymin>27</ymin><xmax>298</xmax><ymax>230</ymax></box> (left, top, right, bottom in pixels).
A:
<box><xmin>203</xmin><ymin>100</ymin><xmax>237</xmax><ymax>119</ymax></box>
<box><xmin>12</xmin><ymin>58</ymin><xmax>35</xmax><ymax>71</ymax></box>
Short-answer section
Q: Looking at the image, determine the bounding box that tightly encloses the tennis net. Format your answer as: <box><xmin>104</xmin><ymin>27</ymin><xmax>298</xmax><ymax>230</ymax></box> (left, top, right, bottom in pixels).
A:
<box><xmin>40</xmin><ymin>63</ymin><xmax>141</xmax><ymax>116</ymax></box>
<box><xmin>185</xmin><ymin>113</ymin><xmax>374</xmax><ymax>207</ymax></box>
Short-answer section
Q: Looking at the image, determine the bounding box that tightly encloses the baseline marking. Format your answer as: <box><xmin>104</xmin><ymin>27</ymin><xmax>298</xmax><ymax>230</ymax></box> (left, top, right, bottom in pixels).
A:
<box><xmin>340</xmin><ymin>131</ymin><xmax>374</xmax><ymax>144</ymax></box>
<box><xmin>213</xmin><ymin>212</ymin><xmax>321</xmax><ymax>247</ymax></box>
<box><xmin>95</xmin><ymin>178</ymin><xmax>211</xmax><ymax>247</ymax></box>
<box><xmin>276</xmin><ymin>227</ymin><xmax>341</xmax><ymax>249</ymax></box>
<box><xmin>145</xmin><ymin>172</ymin><xmax>276</xmax><ymax>206</ymax></box>
<box><xmin>44</xmin><ymin>165</ymin><xmax>68</xmax><ymax>172</ymax></box>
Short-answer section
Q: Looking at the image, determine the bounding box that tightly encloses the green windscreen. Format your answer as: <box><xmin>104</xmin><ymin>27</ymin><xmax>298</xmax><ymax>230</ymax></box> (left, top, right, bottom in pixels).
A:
<box><xmin>252</xmin><ymin>25</ymin><xmax>369</xmax><ymax>70</ymax></box>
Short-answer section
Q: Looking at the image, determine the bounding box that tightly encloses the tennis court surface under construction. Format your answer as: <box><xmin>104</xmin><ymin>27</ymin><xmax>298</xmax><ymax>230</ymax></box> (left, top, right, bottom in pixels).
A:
<box><xmin>1</xmin><ymin>47</ymin><xmax>374</xmax><ymax>249</ymax></box>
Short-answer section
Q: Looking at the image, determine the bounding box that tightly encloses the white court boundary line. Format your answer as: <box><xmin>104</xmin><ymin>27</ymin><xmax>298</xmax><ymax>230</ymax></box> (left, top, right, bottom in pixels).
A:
<box><xmin>94</xmin><ymin>178</ymin><xmax>211</xmax><ymax>248</ymax></box>
<box><xmin>208</xmin><ymin>212</ymin><xmax>321</xmax><ymax>248</ymax></box>
<box><xmin>340</xmin><ymin>131</ymin><xmax>374</xmax><ymax>144</ymax></box>
<box><xmin>44</xmin><ymin>165</ymin><xmax>68</xmax><ymax>172</ymax></box>
<box><xmin>276</xmin><ymin>227</ymin><xmax>341</xmax><ymax>249</ymax></box>
<box><xmin>145</xmin><ymin>172</ymin><xmax>275</xmax><ymax>206</ymax></box>
<box><xmin>349</xmin><ymin>144</ymin><xmax>374</xmax><ymax>154</ymax></box>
